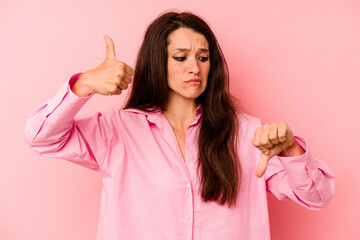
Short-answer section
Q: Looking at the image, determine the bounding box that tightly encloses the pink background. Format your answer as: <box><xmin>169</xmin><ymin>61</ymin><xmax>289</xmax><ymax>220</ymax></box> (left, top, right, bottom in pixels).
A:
<box><xmin>1</xmin><ymin>0</ymin><xmax>359</xmax><ymax>239</ymax></box>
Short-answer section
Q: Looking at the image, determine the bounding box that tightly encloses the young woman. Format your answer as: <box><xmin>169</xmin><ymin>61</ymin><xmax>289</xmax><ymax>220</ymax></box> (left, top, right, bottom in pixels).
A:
<box><xmin>25</xmin><ymin>11</ymin><xmax>335</xmax><ymax>240</ymax></box>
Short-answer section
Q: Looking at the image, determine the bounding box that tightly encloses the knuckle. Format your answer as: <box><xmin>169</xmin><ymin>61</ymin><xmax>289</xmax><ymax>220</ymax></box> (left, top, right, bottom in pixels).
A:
<box><xmin>116</xmin><ymin>88</ymin><xmax>122</xmax><ymax>95</ymax></box>
<box><xmin>279</xmin><ymin>136</ymin><xmax>287</xmax><ymax>142</ymax></box>
<box><xmin>116</xmin><ymin>61</ymin><xmax>124</xmax><ymax>67</ymax></box>
<box><xmin>117</xmin><ymin>70</ymin><xmax>124</xmax><ymax>78</ymax></box>
<box><xmin>279</xmin><ymin>132</ymin><xmax>286</xmax><ymax>137</ymax></box>
<box><xmin>121</xmin><ymin>81</ymin><xmax>128</xmax><ymax>90</ymax></box>
<box><xmin>269</xmin><ymin>135</ymin><xmax>277</xmax><ymax>141</ymax></box>
<box><xmin>110</xmin><ymin>85</ymin><xmax>118</xmax><ymax>93</ymax></box>
<box><xmin>114</xmin><ymin>78</ymin><xmax>122</xmax><ymax>86</ymax></box>
<box><xmin>259</xmin><ymin>138</ymin><xmax>269</xmax><ymax>145</ymax></box>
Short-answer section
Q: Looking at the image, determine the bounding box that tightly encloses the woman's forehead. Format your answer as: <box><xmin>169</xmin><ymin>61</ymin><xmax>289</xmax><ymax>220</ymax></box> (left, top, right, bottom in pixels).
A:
<box><xmin>167</xmin><ymin>28</ymin><xmax>209</xmax><ymax>50</ymax></box>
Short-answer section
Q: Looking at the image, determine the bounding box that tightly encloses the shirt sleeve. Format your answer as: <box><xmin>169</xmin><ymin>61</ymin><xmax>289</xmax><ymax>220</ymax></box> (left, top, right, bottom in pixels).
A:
<box><xmin>259</xmin><ymin>120</ymin><xmax>336</xmax><ymax>210</ymax></box>
<box><xmin>24</xmin><ymin>73</ymin><xmax>121</xmax><ymax>175</ymax></box>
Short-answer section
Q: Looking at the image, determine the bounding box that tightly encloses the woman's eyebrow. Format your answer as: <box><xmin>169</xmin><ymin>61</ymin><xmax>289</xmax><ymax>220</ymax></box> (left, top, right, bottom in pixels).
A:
<box><xmin>174</xmin><ymin>48</ymin><xmax>209</xmax><ymax>52</ymax></box>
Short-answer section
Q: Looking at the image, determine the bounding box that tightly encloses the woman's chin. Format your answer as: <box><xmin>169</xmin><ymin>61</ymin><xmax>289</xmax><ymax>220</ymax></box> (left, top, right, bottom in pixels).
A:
<box><xmin>169</xmin><ymin>88</ymin><xmax>205</xmax><ymax>101</ymax></box>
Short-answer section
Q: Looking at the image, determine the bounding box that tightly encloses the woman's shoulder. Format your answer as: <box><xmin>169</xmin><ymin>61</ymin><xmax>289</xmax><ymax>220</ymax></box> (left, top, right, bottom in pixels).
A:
<box><xmin>106</xmin><ymin>106</ymin><xmax>162</xmax><ymax>125</ymax></box>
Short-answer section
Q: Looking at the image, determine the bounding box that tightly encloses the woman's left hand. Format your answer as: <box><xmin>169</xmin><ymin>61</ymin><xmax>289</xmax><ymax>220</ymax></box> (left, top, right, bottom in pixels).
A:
<box><xmin>252</xmin><ymin>122</ymin><xmax>304</xmax><ymax>178</ymax></box>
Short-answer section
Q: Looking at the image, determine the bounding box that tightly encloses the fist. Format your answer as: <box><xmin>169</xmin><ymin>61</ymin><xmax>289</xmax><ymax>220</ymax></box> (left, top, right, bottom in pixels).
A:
<box><xmin>71</xmin><ymin>35</ymin><xmax>134</xmax><ymax>97</ymax></box>
<box><xmin>252</xmin><ymin>122</ymin><xmax>298</xmax><ymax>178</ymax></box>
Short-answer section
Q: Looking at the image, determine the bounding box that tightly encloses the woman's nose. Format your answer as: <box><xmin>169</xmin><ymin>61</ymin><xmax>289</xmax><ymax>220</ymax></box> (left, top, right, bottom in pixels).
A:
<box><xmin>188</xmin><ymin>58</ymin><xmax>200</xmax><ymax>74</ymax></box>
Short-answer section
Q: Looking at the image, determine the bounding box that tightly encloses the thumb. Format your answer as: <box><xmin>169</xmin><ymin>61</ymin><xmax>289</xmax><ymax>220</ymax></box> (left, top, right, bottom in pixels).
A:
<box><xmin>255</xmin><ymin>152</ymin><xmax>270</xmax><ymax>178</ymax></box>
<box><xmin>104</xmin><ymin>35</ymin><xmax>116</xmax><ymax>60</ymax></box>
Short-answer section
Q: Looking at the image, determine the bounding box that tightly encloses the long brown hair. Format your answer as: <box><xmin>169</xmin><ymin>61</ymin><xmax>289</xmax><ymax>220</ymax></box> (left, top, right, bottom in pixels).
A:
<box><xmin>124</xmin><ymin>11</ymin><xmax>241</xmax><ymax>207</ymax></box>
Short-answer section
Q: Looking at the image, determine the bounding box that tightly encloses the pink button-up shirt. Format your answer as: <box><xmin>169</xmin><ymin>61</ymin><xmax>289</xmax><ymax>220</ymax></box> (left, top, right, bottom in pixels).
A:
<box><xmin>24</xmin><ymin>73</ymin><xmax>335</xmax><ymax>240</ymax></box>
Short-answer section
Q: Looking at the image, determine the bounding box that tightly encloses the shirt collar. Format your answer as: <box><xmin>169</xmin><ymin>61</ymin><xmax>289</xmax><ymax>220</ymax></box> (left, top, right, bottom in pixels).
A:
<box><xmin>122</xmin><ymin>103</ymin><xmax>203</xmax><ymax>126</ymax></box>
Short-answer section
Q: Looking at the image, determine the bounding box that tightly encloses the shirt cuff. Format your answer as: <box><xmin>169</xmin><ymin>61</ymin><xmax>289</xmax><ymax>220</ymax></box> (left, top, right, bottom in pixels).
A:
<box><xmin>43</xmin><ymin>73</ymin><xmax>94</xmax><ymax>124</ymax></box>
<box><xmin>276</xmin><ymin>135</ymin><xmax>321</xmax><ymax>186</ymax></box>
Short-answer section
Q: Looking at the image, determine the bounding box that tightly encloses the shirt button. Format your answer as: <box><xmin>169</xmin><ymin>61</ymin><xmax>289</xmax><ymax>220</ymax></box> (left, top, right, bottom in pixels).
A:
<box><xmin>311</xmin><ymin>170</ymin><xmax>317</xmax><ymax>176</ymax></box>
<box><xmin>185</xmin><ymin>216</ymin><xmax>190</xmax><ymax>221</ymax></box>
<box><xmin>187</xmin><ymin>182</ymin><xmax>191</xmax><ymax>188</ymax></box>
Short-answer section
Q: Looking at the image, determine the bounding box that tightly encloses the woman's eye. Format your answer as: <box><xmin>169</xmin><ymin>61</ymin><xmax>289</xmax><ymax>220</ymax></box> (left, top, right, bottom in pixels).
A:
<box><xmin>199</xmin><ymin>57</ymin><xmax>209</xmax><ymax>62</ymax></box>
<box><xmin>173</xmin><ymin>57</ymin><xmax>186</xmax><ymax>62</ymax></box>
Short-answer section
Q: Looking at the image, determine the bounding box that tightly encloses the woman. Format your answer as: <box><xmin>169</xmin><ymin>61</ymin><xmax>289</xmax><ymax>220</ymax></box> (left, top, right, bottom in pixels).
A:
<box><xmin>25</xmin><ymin>11</ymin><xmax>335</xmax><ymax>240</ymax></box>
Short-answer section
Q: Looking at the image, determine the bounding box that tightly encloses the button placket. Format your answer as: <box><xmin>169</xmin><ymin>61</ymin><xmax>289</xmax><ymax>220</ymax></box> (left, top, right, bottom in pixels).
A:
<box><xmin>162</xmin><ymin>113</ymin><xmax>197</xmax><ymax>239</ymax></box>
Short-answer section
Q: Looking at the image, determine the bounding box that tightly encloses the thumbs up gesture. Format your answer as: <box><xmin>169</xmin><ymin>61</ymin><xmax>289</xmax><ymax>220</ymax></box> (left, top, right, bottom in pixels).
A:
<box><xmin>252</xmin><ymin>122</ymin><xmax>305</xmax><ymax>178</ymax></box>
<box><xmin>71</xmin><ymin>35</ymin><xmax>134</xmax><ymax>97</ymax></box>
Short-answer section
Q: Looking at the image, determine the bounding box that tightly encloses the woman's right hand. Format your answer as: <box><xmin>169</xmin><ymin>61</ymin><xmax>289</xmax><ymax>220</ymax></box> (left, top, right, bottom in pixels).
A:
<box><xmin>70</xmin><ymin>35</ymin><xmax>134</xmax><ymax>97</ymax></box>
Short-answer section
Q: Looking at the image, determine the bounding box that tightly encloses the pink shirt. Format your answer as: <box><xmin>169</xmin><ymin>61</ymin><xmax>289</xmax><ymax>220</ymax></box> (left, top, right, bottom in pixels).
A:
<box><xmin>24</xmin><ymin>73</ymin><xmax>335</xmax><ymax>240</ymax></box>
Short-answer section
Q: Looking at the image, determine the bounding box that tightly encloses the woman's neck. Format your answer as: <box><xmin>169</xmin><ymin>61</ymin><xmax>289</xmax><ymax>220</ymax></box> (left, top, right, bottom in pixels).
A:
<box><xmin>162</xmin><ymin>93</ymin><xmax>198</xmax><ymax>131</ymax></box>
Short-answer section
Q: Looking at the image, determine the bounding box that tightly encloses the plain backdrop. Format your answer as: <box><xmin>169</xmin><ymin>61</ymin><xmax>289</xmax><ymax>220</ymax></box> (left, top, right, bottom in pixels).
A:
<box><xmin>1</xmin><ymin>0</ymin><xmax>359</xmax><ymax>239</ymax></box>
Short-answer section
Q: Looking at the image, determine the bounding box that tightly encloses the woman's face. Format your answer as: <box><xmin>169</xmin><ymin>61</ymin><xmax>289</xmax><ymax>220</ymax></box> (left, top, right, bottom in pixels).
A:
<box><xmin>166</xmin><ymin>27</ymin><xmax>210</xmax><ymax>101</ymax></box>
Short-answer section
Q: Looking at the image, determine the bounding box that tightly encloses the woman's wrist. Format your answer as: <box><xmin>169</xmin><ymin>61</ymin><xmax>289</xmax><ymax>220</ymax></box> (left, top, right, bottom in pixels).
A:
<box><xmin>278</xmin><ymin>140</ymin><xmax>305</xmax><ymax>157</ymax></box>
<box><xmin>70</xmin><ymin>73</ymin><xmax>94</xmax><ymax>97</ymax></box>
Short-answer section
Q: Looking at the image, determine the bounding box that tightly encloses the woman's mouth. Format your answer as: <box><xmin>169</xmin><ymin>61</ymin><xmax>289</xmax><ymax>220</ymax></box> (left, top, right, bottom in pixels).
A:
<box><xmin>185</xmin><ymin>78</ymin><xmax>201</xmax><ymax>85</ymax></box>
